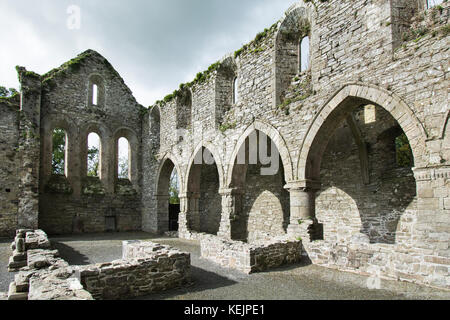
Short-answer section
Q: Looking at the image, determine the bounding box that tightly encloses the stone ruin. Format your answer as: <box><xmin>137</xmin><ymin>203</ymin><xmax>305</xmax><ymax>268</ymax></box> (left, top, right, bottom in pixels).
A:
<box><xmin>7</xmin><ymin>231</ymin><xmax>191</xmax><ymax>300</ymax></box>
<box><xmin>0</xmin><ymin>0</ymin><xmax>449</xmax><ymax>292</ymax></box>
<box><xmin>200</xmin><ymin>235</ymin><xmax>303</xmax><ymax>274</ymax></box>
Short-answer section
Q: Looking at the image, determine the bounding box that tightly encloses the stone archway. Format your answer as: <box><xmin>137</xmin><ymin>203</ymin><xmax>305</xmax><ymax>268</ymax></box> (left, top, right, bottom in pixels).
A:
<box><xmin>183</xmin><ymin>145</ymin><xmax>223</xmax><ymax>236</ymax></box>
<box><xmin>290</xmin><ymin>83</ymin><xmax>428</xmax><ymax>244</ymax></box>
<box><xmin>297</xmin><ymin>83</ymin><xmax>428</xmax><ymax>181</ymax></box>
<box><xmin>225</xmin><ymin>124</ymin><xmax>291</xmax><ymax>243</ymax></box>
<box><xmin>156</xmin><ymin>155</ymin><xmax>183</xmax><ymax>234</ymax></box>
<box><xmin>226</xmin><ymin>120</ymin><xmax>294</xmax><ymax>188</ymax></box>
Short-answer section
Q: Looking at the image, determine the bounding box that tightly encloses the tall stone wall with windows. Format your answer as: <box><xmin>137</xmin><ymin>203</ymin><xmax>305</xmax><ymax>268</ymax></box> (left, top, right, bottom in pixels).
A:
<box><xmin>37</xmin><ymin>50</ymin><xmax>144</xmax><ymax>234</ymax></box>
<box><xmin>0</xmin><ymin>0</ymin><xmax>448</xmax><ymax>290</ymax></box>
<box><xmin>149</xmin><ymin>0</ymin><xmax>449</xmax><ymax>289</ymax></box>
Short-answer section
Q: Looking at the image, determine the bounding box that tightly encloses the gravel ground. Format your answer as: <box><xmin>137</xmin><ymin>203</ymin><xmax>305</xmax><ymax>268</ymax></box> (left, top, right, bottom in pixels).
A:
<box><xmin>0</xmin><ymin>238</ymin><xmax>15</xmax><ymax>294</ymax></box>
<box><xmin>2</xmin><ymin>232</ymin><xmax>450</xmax><ymax>300</ymax></box>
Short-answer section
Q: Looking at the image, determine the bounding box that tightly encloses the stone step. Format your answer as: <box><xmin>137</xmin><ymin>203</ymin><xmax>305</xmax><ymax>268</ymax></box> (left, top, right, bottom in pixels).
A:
<box><xmin>7</xmin><ymin>282</ymin><xmax>28</xmax><ymax>301</ymax></box>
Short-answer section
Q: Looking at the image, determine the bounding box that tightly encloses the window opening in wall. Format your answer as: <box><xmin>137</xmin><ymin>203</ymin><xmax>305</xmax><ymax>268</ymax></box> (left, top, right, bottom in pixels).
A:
<box><xmin>87</xmin><ymin>133</ymin><xmax>101</xmax><ymax>177</ymax></box>
<box><xmin>92</xmin><ymin>84</ymin><xmax>98</xmax><ymax>105</ymax></box>
<box><xmin>427</xmin><ymin>0</ymin><xmax>444</xmax><ymax>9</ymax></box>
<box><xmin>299</xmin><ymin>36</ymin><xmax>310</xmax><ymax>73</ymax></box>
<box><xmin>364</xmin><ymin>105</ymin><xmax>377</xmax><ymax>124</ymax></box>
<box><xmin>395</xmin><ymin>133</ymin><xmax>414</xmax><ymax>168</ymax></box>
<box><xmin>118</xmin><ymin>137</ymin><xmax>130</xmax><ymax>179</ymax></box>
<box><xmin>52</xmin><ymin>128</ymin><xmax>67</xmax><ymax>176</ymax></box>
<box><xmin>233</xmin><ymin>77</ymin><xmax>239</xmax><ymax>104</ymax></box>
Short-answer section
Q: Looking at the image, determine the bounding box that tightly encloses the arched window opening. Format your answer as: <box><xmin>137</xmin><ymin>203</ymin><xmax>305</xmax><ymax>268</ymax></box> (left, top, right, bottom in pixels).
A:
<box><xmin>427</xmin><ymin>0</ymin><xmax>444</xmax><ymax>9</ymax></box>
<box><xmin>299</xmin><ymin>36</ymin><xmax>310</xmax><ymax>73</ymax></box>
<box><xmin>87</xmin><ymin>133</ymin><xmax>101</xmax><ymax>177</ymax></box>
<box><xmin>118</xmin><ymin>137</ymin><xmax>130</xmax><ymax>180</ymax></box>
<box><xmin>395</xmin><ymin>133</ymin><xmax>414</xmax><ymax>168</ymax></box>
<box><xmin>52</xmin><ymin>128</ymin><xmax>67</xmax><ymax>176</ymax></box>
<box><xmin>233</xmin><ymin>77</ymin><xmax>239</xmax><ymax>104</ymax></box>
<box><xmin>88</xmin><ymin>75</ymin><xmax>104</xmax><ymax>107</ymax></box>
<box><xmin>92</xmin><ymin>84</ymin><xmax>98</xmax><ymax>105</ymax></box>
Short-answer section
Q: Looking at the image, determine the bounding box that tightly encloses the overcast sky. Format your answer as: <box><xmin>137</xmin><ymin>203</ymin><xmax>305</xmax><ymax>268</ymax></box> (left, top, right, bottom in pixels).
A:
<box><xmin>0</xmin><ymin>0</ymin><xmax>298</xmax><ymax>107</ymax></box>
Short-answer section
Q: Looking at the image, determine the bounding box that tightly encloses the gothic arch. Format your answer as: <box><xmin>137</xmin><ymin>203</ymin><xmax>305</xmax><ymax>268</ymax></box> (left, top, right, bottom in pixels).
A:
<box><xmin>297</xmin><ymin>83</ymin><xmax>429</xmax><ymax>181</ymax></box>
<box><xmin>155</xmin><ymin>153</ymin><xmax>183</xmax><ymax>233</ymax></box>
<box><xmin>226</xmin><ymin>120</ymin><xmax>294</xmax><ymax>188</ymax></box>
<box><xmin>41</xmin><ymin>114</ymin><xmax>78</xmax><ymax>179</ymax></box>
<box><xmin>184</xmin><ymin>142</ymin><xmax>225</xmax><ymax>193</ymax></box>
<box><xmin>113</xmin><ymin>127</ymin><xmax>139</xmax><ymax>188</ymax></box>
<box><xmin>156</xmin><ymin>153</ymin><xmax>184</xmax><ymax>195</ymax></box>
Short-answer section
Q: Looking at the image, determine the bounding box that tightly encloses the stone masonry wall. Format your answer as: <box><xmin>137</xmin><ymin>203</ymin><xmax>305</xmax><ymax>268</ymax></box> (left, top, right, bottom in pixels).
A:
<box><xmin>200</xmin><ymin>235</ymin><xmax>302</xmax><ymax>274</ymax></box>
<box><xmin>78</xmin><ymin>241</ymin><xmax>191</xmax><ymax>300</ymax></box>
<box><xmin>148</xmin><ymin>1</ymin><xmax>449</xmax><ymax>290</ymax></box>
<box><xmin>0</xmin><ymin>0</ymin><xmax>448</xmax><ymax>291</ymax></box>
<box><xmin>0</xmin><ymin>95</ymin><xmax>20</xmax><ymax>237</ymax></box>
<box><xmin>37</xmin><ymin>50</ymin><xmax>144</xmax><ymax>234</ymax></box>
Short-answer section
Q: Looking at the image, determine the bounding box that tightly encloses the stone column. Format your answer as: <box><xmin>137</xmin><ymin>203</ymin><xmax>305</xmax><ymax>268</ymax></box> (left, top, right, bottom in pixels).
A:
<box><xmin>188</xmin><ymin>192</ymin><xmax>201</xmax><ymax>232</ymax></box>
<box><xmin>285</xmin><ymin>180</ymin><xmax>320</xmax><ymax>242</ymax></box>
<box><xmin>177</xmin><ymin>193</ymin><xmax>190</xmax><ymax>239</ymax></box>
<box><xmin>178</xmin><ymin>192</ymin><xmax>201</xmax><ymax>239</ymax></box>
<box><xmin>156</xmin><ymin>194</ymin><xmax>170</xmax><ymax>234</ymax></box>
<box><xmin>218</xmin><ymin>188</ymin><xmax>240</xmax><ymax>239</ymax></box>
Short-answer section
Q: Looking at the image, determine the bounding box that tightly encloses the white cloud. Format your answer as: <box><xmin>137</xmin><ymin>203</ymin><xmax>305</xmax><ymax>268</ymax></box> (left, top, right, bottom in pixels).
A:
<box><xmin>0</xmin><ymin>0</ymin><xmax>298</xmax><ymax>106</ymax></box>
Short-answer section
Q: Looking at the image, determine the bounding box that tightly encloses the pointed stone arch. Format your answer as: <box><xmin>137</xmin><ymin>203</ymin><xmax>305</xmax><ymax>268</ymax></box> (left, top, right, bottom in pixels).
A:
<box><xmin>155</xmin><ymin>153</ymin><xmax>183</xmax><ymax>233</ymax></box>
<box><xmin>185</xmin><ymin>142</ymin><xmax>225</xmax><ymax>193</ymax></box>
<box><xmin>226</xmin><ymin>120</ymin><xmax>294</xmax><ymax>188</ymax></box>
<box><xmin>184</xmin><ymin>143</ymin><xmax>224</xmax><ymax>235</ymax></box>
<box><xmin>297</xmin><ymin>83</ymin><xmax>429</xmax><ymax>182</ymax></box>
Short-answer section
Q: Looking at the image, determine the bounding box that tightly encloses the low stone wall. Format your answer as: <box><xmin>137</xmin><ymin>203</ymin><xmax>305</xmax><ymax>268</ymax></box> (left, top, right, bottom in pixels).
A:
<box><xmin>7</xmin><ymin>233</ymin><xmax>192</xmax><ymax>300</ymax></box>
<box><xmin>8</xmin><ymin>229</ymin><xmax>51</xmax><ymax>271</ymax></box>
<box><xmin>305</xmin><ymin>237</ymin><xmax>450</xmax><ymax>290</ymax></box>
<box><xmin>200</xmin><ymin>235</ymin><xmax>302</xmax><ymax>274</ymax></box>
<box><xmin>76</xmin><ymin>241</ymin><xmax>191</xmax><ymax>300</ymax></box>
<box><xmin>7</xmin><ymin>229</ymin><xmax>92</xmax><ymax>300</ymax></box>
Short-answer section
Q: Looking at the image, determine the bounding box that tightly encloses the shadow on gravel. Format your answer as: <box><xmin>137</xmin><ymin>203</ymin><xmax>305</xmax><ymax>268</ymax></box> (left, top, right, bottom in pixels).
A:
<box><xmin>52</xmin><ymin>241</ymin><xmax>90</xmax><ymax>266</ymax></box>
<box><xmin>135</xmin><ymin>266</ymin><xmax>238</xmax><ymax>300</ymax></box>
<box><xmin>50</xmin><ymin>232</ymin><xmax>158</xmax><ymax>243</ymax></box>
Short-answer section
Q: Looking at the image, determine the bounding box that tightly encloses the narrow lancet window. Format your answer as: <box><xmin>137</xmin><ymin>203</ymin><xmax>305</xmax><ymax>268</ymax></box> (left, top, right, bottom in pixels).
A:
<box><xmin>92</xmin><ymin>84</ymin><xmax>98</xmax><ymax>105</ymax></box>
<box><xmin>118</xmin><ymin>137</ymin><xmax>130</xmax><ymax>180</ymax></box>
<box><xmin>87</xmin><ymin>133</ymin><xmax>101</xmax><ymax>177</ymax></box>
<box><xmin>299</xmin><ymin>36</ymin><xmax>310</xmax><ymax>72</ymax></box>
<box><xmin>52</xmin><ymin>128</ymin><xmax>67</xmax><ymax>176</ymax></box>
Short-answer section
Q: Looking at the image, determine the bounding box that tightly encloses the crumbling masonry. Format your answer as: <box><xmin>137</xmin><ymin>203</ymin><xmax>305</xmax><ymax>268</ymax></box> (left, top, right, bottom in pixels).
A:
<box><xmin>1</xmin><ymin>0</ymin><xmax>449</xmax><ymax>290</ymax></box>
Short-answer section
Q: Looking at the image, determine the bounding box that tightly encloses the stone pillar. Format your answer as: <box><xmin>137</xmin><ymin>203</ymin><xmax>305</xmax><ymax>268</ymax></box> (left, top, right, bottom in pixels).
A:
<box><xmin>188</xmin><ymin>192</ymin><xmax>201</xmax><ymax>232</ymax></box>
<box><xmin>178</xmin><ymin>193</ymin><xmax>190</xmax><ymax>239</ymax></box>
<box><xmin>217</xmin><ymin>188</ymin><xmax>241</xmax><ymax>239</ymax></box>
<box><xmin>156</xmin><ymin>194</ymin><xmax>170</xmax><ymax>234</ymax></box>
<box><xmin>17</xmin><ymin>67</ymin><xmax>42</xmax><ymax>230</ymax></box>
<box><xmin>178</xmin><ymin>192</ymin><xmax>201</xmax><ymax>239</ymax></box>
<box><xmin>285</xmin><ymin>180</ymin><xmax>320</xmax><ymax>242</ymax></box>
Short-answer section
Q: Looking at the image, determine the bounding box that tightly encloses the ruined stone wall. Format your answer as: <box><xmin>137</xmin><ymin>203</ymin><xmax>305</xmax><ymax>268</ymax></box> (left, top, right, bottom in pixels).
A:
<box><xmin>244</xmin><ymin>163</ymin><xmax>290</xmax><ymax>244</ymax></box>
<box><xmin>198</xmin><ymin>163</ymin><xmax>222</xmax><ymax>235</ymax></box>
<box><xmin>0</xmin><ymin>0</ymin><xmax>448</xmax><ymax>291</ymax></box>
<box><xmin>200</xmin><ymin>235</ymin><xmax>302</xmax><ymax>274</ymax></box>
<box><xmin>150</xmin><ymin>1</ymin><xmax>449</xmax><ymax>289</ymax></box>
<box><xmin>79</xmin><ymin>241</ymin><xmax>191</xmax><ymax>300</ymax></box>
<box><xmin>38</xmin><ymin>50</ymin><xmax>143</xmax><ymax>234</ymax></box>
<box><xmin>0</xmin><ymin>96</ymin><xmax>20</xmax><ymax>237</ymax></box>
